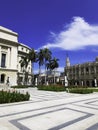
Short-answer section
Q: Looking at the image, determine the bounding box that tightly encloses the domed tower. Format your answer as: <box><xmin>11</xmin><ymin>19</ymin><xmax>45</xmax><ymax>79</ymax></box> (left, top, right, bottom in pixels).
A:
<box><xmin>64</xmin><ymin>53</ymin><xmax>71</xmax><ymax>78</ymax></box>
<box><xmin>66</xmin><ymin>54</ymin><xmax>70</xmax><ymax>68</ymax></box>
<box><xmin>64</xmin><ymin>53</ymin><xmax>70</xmax><ymax>86</ymax></box>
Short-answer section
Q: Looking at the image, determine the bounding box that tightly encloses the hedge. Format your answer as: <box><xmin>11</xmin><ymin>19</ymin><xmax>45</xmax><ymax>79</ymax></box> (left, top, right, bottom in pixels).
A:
<box><xmin>0</xmin><ymin>90</ymin><xmax>30</xmax><ymax>103</ymax></box>
<box><xmin>11</xmin><ymin>85</ymin><xmax>33</xmax><ymax>88</ymax></box>
<box><xmin>38</xmin><ymin>85</ymin><xmax>66</xmax><ymax>92</ymax></box>
<box><xmin>69</xmin><ymin>88</ymin><xmax>93</xmax><ymax>94</ymax></box>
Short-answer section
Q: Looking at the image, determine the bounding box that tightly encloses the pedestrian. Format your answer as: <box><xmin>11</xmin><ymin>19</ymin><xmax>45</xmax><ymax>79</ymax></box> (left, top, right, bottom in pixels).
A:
<box><xmin>6</xmin><ymin>77</ymin><xmax>10</xmax><ymax>86</ymax></box>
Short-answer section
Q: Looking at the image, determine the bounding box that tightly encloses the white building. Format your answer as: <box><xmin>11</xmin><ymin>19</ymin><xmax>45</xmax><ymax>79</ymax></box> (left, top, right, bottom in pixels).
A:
<box><xmin>0</xmin><ymin>26</ymin><xmax>32</xmax><ymax>86</ymax></box>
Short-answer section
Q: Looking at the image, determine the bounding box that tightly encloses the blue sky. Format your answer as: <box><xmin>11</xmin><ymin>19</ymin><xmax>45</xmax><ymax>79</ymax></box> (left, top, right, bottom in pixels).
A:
<box><xmin>1</xmin><ymin>0</ymin><xmax>98</xmax><ymax>73</ymax></box>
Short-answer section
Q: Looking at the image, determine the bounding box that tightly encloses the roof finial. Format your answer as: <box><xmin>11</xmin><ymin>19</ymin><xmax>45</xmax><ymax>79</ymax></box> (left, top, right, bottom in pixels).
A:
<box><xmin>66</xmin><ymin>52</ymin><xmax>70</xmax><ymax>67</ymax></box>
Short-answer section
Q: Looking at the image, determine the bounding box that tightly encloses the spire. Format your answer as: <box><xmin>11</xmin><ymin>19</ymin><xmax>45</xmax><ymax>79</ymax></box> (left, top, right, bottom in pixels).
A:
<box><xmin>66</xmin><ymin>53</ymin><xmax>70</xmax><ymax>67</ymax></box>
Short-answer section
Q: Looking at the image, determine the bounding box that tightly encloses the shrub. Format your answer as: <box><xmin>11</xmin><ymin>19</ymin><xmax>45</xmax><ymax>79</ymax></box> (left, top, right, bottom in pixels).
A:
<box><xmin>11</xmin><ymin>85</ymin><xmax>33</xmax><ymax>88</ymax></box>
<box><xmin>38</xmin><ymin>84</ymin><xmax>66</xmax><ymax>92</ymax></box>
<box><xmin>0</xmin><ymin>90</ymin><xmax>30</xmax><ymax>104</ymax></box>
<box><xmin>69</xmin><ymin>88</ymin><xmax>93</xmax><ymax>94</ymax></box>
<box><xmin>88</xmin><ymin>88</ymin><xmax>98</xmax><ymax>92</ymax></box>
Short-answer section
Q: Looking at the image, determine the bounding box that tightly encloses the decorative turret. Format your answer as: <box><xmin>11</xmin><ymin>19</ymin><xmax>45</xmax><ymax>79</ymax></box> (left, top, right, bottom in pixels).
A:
<box><xmin>66</xmin><ymin>54</ymin><xmax>70</xmax><ymax>67</ymax></box>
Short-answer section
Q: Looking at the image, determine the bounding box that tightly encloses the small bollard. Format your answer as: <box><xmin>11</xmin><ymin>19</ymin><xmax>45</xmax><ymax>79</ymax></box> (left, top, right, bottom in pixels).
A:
<box><xmin>66</xmin><ymin>88</ymin><xmax>69</xmax><ymax>93</ymax></box>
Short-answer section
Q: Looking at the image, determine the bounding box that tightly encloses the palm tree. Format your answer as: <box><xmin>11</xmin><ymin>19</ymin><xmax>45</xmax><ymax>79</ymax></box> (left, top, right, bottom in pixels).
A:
<box><xmin>20</xmin><ymin>56</ymin><xmax>28</xmax><ymax>68</ymax></box>
<box><xmin>37</xmin><ymin>49</ymin><xmax>44</xmax><ymax>84</ymax></box>
<box><xmin>43</xmin><ymin>48</ymin><xmax>52</xmax><ymax>84</ymax></box>
<box><xmin>49</xmin><ymin>57</ymin><xmax>59</xmax><ymax>84</ymax></box>
<box><xmin>46</xmin><ymin>60</ymin><xmax>51</xmax><ymax>71</ymax></box>
<box><xmin>28</xmin><ymin>48</ymin><xmax>37</xmax><ymax>63</ymax></box>
<box><xmin>28</xmin><ymin>48</ymin><xmax>37</xmax><ymax>84</ymax></box>
<box><xmin>19</xmin><ymin>56</ymin><xmax>29</xmax><ymax>85</ymax></box>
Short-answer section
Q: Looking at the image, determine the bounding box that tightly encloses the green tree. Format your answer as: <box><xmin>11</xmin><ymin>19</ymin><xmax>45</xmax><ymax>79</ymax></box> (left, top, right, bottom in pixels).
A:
<box><xmin>49</xmin><ymin>57</ymin><xmax>59</xmax><ymax>84</ymax></box>
<box><xmin>43</xmin><ymin>48</ymin><xmax>52</xmax><ymax>84</ymax></box>
<box><xmin>37</xmin><ymin>49</ymin><xmax>44</xmax><ymax>84</ymax></box>
<box><xmin>19</xmin><ymin>56</ymin><xmax>29</xmax><ymax>85</ymax></box>
<box><xmin>28</xmin><ymin>48</ymin><xmax>38</xmax><ymax>84</ymax></box>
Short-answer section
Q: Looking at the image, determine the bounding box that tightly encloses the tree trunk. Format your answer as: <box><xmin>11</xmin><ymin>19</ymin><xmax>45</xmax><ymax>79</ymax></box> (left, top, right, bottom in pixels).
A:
<box><xmin>54</xmin><ymin>69</ymin><xmax>56</xmax><ymax>84</ymax></box>
<box><xmin>23</xmin><ymin>67</ymin><xmax>25</xmax><ymax>85</ymax></box>
<box><xmin>38</xmin><ymin>65</ymin><xmax>41</xmax><ymax>85</ymax></box>
<box><xmin>45</xmin><ymin>62</ymin><xmax>47</xmax><ymax>85</ymax></box>
<box><xmin>32</xmin><ymin>62</ymin><xmax>34</xmax><ymax>85</ymax></box>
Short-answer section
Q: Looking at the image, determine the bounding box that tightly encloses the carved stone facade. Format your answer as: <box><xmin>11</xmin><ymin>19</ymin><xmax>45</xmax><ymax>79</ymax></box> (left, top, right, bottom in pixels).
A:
<box><xmin>65</xmin><ymin>57</ymin><xmax>98</xmax><ymax>87</ymax></box>
<box><xmin>0</xmin><ymin>26</ymin><xmax>32</xmax><ymax>86</ymax></box>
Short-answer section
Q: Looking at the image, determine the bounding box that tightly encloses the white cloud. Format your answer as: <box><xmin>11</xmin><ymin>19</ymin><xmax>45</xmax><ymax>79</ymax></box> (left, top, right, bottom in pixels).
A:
<box><xmin>34</xmin><ymin>66</ymin><xmax>64</xmax><ymax>74</ymax></box>
<box><xmin>34</xmin><ymin>68</ymin><xmax>44</xmax><ymax>74</ymax></box>
<box><xmin>43</xmin><ymin>17</ymin><xmax>98</xmax><ymax>50</ymax></box>
<box><xmin>57</xmin><ymin>67</ymin><xmax>64</xmax><ymax>72</ymax></box>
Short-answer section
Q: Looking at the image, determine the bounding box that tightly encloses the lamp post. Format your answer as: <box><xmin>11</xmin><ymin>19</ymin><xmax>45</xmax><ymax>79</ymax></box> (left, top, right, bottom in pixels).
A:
<box><xmin>64</xmin><ymin>76</ymin><xmax>68</xmax><ymax>87</ymax></box>
<box><xmin>81</xmin><ymin>81</ymin><xmax>83</xmax><ymax>86</ymax></box>
<box><xmin>94</xmin><ymin>77</ymin><xmax>97</xmax><ymax>87</ymax></box>
<box><xmin>35</xmin><ymin>77</ymin><xmax>38</xmax><ymax>86</ymax></box>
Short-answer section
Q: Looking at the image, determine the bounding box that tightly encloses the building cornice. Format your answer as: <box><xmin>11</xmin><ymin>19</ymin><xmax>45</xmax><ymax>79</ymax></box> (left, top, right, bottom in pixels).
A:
<box><xmin>18</xmin><ymin>72</ymin><xmax>33</xmax><ymax>76</ymax></box>
<box><xmin>0</xmin><ymin>68</ymin><xmax>18</xmax><ymax>72</ymax></box>
<box><xmin>0</xmin><ymin>27</ymin><xmax>18</xmax><ymax>37</ymax></box>
<box><xmin>18</xmin><ymin>50</ymin><xmax>29</xmax><ymax>55</ymax></box>
<box><xmin>0</xmin><ymin>38</ymin><xmax>19</xmax><ymax>46</ymax></box>
<box><xmin>19</xmin><ymin>43</ymin><xmax>31</xmax><ymax>50</ymax></box>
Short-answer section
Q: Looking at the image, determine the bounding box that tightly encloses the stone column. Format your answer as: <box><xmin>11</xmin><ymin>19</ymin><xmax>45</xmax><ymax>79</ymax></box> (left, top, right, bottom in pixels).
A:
<box><xmin>7</xmin><ymin>47</ymin><xmax>10</xmax><ymax>68</ymax></box>
<box><xmin>84</xmin><ymin>66</ymin><xmax>86</xmax><ymax>76</ymax></box>
<box><xmin>94</xmin><ymin>78</ymin><xmax>97</xmax><ymax>87</ymax></box>
<box><xmin>84</xmin><ymin>80</ymin><xmax>86</xmax><ymax>87</ymax></box>
<box><xmin>0</xmin><ymin>46</ymin><xmax>1</xmax><ymax>67</ymax></box>
<box><xmin>89</xmin><ymin>65</ymin><xmax>91</xmax><ymax>75</ymax></box>
<box><xmin>79</xmin><ymin>65</ymin><xmax>81</xmax><ymax>77</ymax></box>
<box><xmin>35</xmin><ymin>78</ymin><xmax>38</xmax><ymax>86</ymax></box>
<box><xmin>75</xmin><ymin>82</ymin><xmax>77</xmax><ymax>86</ymax></box>
<box><xmin>81</xmin><ymin>81</ymin><xmax>83</xmax><ymax>86</ymax></box>
<box><xmin>89</xmin><ymin>80</ymin><xmax>92</xmax><ymax>87</ymax></box>
<box><xmin>65</xmin><ymin>76</ymin><xmax>68</xmax><ymax>87</ymax></box>
<box><xmin>0</xmin><ymin>46</ymin><xmax>1</xmax><ymax>83</ymax></box>
<box><xmin>94</xmin><ymin>65</ymin><xmax>96</xmax><ymax>75</ymax></box>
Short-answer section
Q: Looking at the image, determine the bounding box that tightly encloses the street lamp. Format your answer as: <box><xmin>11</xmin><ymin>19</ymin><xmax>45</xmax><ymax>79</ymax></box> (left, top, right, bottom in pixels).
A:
<box><xmin>94</xmin><ymin>77</ymin><xmax>97</xmax><ymax>87</ymax></box>
<box><xmin>64</xmin><ymin>75</ymin><xmax>68</xmax><ymax>87</ymax></box>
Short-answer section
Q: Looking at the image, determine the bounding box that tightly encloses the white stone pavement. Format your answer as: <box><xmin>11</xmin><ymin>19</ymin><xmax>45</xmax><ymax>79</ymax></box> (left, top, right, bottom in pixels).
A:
<box><xmin>0</xmin><ymin>87</ymin><xmax>98</xmax><ymax>130</ymax></box>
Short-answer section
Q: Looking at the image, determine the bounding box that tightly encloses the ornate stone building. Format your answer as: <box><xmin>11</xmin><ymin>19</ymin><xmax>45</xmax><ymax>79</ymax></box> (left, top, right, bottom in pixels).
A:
<box><xmin>65</xmin><ymin>56</ymin><xmax>98</xmax><ymax>87</ymax></box>
<box><xmin>0</xmin><ymin>26</ymin><xmax>32</xmax><ymax>86</ymax></box>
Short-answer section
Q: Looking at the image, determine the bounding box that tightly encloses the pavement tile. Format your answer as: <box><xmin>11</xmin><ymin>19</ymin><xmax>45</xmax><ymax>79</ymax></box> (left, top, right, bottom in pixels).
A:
<box><xmin>0</xmin><ymin>88</ymin><xmax>98</xmax><ymax>130</ymax></box>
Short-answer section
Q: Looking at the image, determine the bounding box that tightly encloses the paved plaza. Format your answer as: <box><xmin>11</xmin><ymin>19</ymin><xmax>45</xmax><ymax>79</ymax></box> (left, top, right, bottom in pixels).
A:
<box><xmin>0</xmin><ymin>88</ymin><xmax>98</xmax><ymax>130</ymax></box>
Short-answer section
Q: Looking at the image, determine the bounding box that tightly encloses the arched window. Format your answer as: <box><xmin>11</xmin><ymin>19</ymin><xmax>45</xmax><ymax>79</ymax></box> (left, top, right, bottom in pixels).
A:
<box><xmin>92</xmin><ymin>80</ymin><xmax>95</xmax><ymax>87</ymax></box>
<box><xmin>1</xmin><ymin>74</ymin><xmax>5</xmax><ymax>83</ymax></box>
<box><xmin>1</xmin><ymin>53</ymin><xmax>6</xmax><ymax>67</ymax></box>
<box><xmin>86</xmin><ymin>81</ymin><xmax>90</xmax><ymax>87</ymax></box>
<box><xmin>86</xmin><ymin>67</ymin><xmax>89</xmax><ymax>74</ymax></box>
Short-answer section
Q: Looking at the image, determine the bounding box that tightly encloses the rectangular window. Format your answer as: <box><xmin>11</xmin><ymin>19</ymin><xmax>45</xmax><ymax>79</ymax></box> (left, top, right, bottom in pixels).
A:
<box><xmin>1</xmin><ymin>53</ymin><xmax>6</xmax><ymax>67</ymax></box>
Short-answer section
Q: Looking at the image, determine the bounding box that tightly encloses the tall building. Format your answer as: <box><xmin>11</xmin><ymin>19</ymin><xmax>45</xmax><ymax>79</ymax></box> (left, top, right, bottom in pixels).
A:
<box><xmin>65</xmin><ymin>55</ymin><xmax>98</xmax><ymax>87</ymax></box>
<box><xmin>66</xmin><ymin>54</ymin><xmax>70</xmax><ymax>68</ymax></box>
<box><xmin>0</xmin><ymin>26</ymin><xmax>32</xmax><ymax>86</ymax></box>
